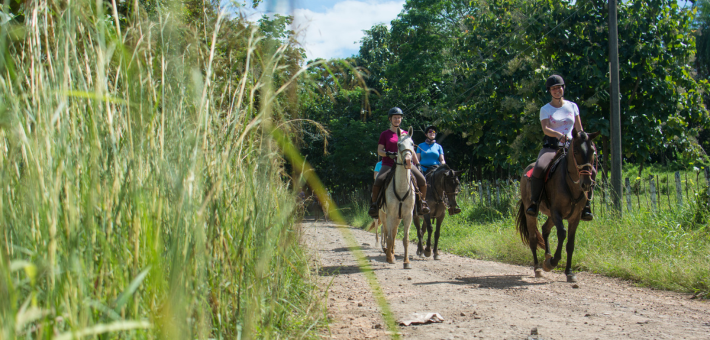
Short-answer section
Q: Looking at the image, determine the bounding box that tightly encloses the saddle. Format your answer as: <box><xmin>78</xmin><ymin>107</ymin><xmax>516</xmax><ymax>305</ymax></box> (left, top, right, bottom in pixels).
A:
<box><xmin>525</xmin><ymin>148</ymin><xmax>566</xmax><ymax>183</ymax></box>
<box><xmin>375</xmin><ymin>168</ymin><xmax>423</xmax><ymax>216</ymax></box>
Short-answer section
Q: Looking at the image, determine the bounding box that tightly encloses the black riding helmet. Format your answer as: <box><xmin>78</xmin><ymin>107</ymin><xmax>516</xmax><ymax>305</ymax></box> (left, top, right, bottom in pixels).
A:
<box><xmin>424</xmin><ymin>125</ymin><xmax>436</xmax><ymax>134</ymax></box>
<box><xmin>388</xmin><ymin>107</ymin><xmax>404</xmax><ymax>117</ymax></box>
<box><xmin>545</xmin><ymin>74</ymin><xmax>565</xmax><ymax>90</ymax></box>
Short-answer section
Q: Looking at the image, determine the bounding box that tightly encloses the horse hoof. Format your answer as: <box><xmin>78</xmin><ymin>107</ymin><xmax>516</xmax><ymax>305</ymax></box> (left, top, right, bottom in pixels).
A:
<box><xmin>424</xmin><ymin>249</ymin><xmax>432</xmax><ymax>257</ymax></box>
<box><xmin>534</xmin><ymin>268</ymin><xmax>544</xmax><ymax>278</ymax></box>
<box><xmin>403</xmin><ymin>263</ymin><xmax>412</xmax><ymax>269</ymax></box>
<box><xmin>567</xmin><ymin>274</ymin><xmax>577</xmax><ymax>283</ymax></box>
<box><xmin>543</xmin><ymin>255</ymin><xmax>554</xmax><ymax>272</ymax></box>
<box><xmin>433</xmin><ymin>254</ymin><xmax>441</xmax><ymax>260</ymax></box>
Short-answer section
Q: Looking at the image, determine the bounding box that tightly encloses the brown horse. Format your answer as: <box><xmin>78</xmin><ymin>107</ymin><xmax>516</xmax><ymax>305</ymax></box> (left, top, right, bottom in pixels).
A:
<box><xmin>414</xmin><ymin>165</ymin><xmax>462</xmax><ymax>260</ymax></box>
<box><xmin>516</xmin><ymin>129</ymin><xmax>599</xmax><ymax>282</ymax></box>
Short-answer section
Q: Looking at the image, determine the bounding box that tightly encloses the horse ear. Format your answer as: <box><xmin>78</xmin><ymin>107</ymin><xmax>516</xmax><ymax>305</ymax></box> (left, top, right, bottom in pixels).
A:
<box><xmin>572</xmin><ymin>128</ymin><xmax>579</xmax><ymax>138</ymax></box>
<box><xmin>408</xmin><ymin>126</ymin><xmax>413</xmax><ymax>136</ymax></box>
<box><xmin>397</xmin><ymin>127</ymin><xmax>402</xmax><ymax>136</ymax></box>
<box><xmin>588</xmin><ymin>131</ymin><xmax>601</xmax><ymax>140</ymax></box>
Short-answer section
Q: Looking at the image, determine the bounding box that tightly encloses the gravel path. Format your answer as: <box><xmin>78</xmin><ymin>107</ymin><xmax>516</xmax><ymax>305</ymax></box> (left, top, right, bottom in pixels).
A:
<box><xmin>301</xmin><ymin>219</ymin><xmax>710</xmax><ymax>340</ymax></box>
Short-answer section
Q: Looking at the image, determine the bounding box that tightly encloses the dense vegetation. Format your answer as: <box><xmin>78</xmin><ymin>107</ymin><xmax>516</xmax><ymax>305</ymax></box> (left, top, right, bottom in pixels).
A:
<box><xmin>299</xmin><ymin>0</ymin><xmax>710</xmax><ymax>189</ymax></box>
<box><xmin>0</xmin><ymin>0</ymin><xmax>324</xmax><ymax>339</ymax></box>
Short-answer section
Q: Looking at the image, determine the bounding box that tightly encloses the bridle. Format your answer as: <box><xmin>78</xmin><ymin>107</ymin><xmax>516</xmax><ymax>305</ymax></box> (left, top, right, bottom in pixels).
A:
<box><xmin>390</xmin><ymin>137</ymin><xmax>415</xmax><ymax>218</ymax></box>
<box><xmin>567</xmin><ymin>137</ymin><xmax>597</xmax><ymax>200</ymax></box>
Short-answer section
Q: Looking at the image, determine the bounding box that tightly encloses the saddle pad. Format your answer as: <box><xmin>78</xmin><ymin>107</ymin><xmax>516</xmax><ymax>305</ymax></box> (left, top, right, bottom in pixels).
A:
<box><xmin>525</xmin><ymin>149</ymin><xmax>565</xmax><ymax>183</ymax></box>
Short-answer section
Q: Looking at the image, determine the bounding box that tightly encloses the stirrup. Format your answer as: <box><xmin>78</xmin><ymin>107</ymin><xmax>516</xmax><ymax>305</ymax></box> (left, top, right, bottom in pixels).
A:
<box><xmin>526</xmin><ymin>203</ymin><xmax>539</xmax><ymax>216</ymax></box>
<box><xmin>581</xmin><ymin>204</ymin><xmax>593</xmax><ymax>221</ymax></box>
<box><xmin>420</xmin><ymin>200</ymin><xmax>430</xmax><ymax>215</ymax></box>
<box><xmin>368</xmin><ymin>203</ymin><xmax>379</xmax><ymax>218</ymax></box>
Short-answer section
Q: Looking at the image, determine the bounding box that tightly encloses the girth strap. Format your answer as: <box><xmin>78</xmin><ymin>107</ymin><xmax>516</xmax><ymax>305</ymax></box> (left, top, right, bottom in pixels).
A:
<box><xmin>391</xmin><ymin>169</ymin><xmax>412</xmax><ymax>219</ymax></box>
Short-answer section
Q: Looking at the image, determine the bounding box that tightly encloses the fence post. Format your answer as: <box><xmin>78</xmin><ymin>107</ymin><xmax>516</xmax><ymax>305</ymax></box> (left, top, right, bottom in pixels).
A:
<box><xmin>471</xmin><ymin>183</ymin><xmax>476</xmax><ymax>205</ymax></box>
<box><xmin>625</xmin><ymin>177</ymin><xmax>631</xmax><ymax>212</ymax></box>
<box><xmin>649</xmin><ymin>174</ymin><xmax>657</xmax><ymax>212</ymax></box>
<box><xmin>706</xmin><ymin>168</ymin><xmax>710</xmax><ymax>207</ymax></box>
<box><xmin>478</xmin><ymin>181</ymin><xmax>483</xmax><ymax>206</ymax></box>
<box><xmin>486</xmin><ymin>181</ymin><xmax>491</xmax><ymax>206</ymax></box>
<box><xmin>675</xmin><ymin>171</ymin><xmax>683</xmax><ymax>207</ymax></box>
<box><xmin>495</xmin><ymin>179</ymin><xmax>500</xmax><ymax>206</ymax></box>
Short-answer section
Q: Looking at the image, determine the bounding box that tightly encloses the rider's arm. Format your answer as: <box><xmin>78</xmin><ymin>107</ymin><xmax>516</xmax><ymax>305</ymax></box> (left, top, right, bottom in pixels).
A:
<box><xmin>439</xmin><ymin>154</ymin><xmax>446</xmax><ymax>164</ymax></box>
<box><xmin>377</xmin><ymin>144</ymin><xmax>386</xmax><ymax>157</ymax></box>
<box><xmin>574</xmin><ymin>114</ymin><xmax>584</xmax><ymax>132</ymax></box>
<box><xmin>541</xmin><ymin>119</ymin><xmax>565</xmax><ymax>139</ymax></box>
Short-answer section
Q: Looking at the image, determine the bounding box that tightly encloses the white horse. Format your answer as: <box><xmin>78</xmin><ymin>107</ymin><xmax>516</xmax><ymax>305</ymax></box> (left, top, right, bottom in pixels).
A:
<box><xmin>379</xmin><ymin>127</ymin><xmax>416</xmax><ymax>269</ymax></box>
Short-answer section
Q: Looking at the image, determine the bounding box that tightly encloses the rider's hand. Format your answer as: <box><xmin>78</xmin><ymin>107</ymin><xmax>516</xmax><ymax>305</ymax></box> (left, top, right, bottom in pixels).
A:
<box><xmin>386</xmin><ymin>151</ymin><xmax>397</xmax><ymax>158</ymax></box>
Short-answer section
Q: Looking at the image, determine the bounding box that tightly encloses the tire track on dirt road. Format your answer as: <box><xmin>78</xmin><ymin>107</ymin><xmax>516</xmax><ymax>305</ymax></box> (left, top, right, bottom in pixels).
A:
<box><xmin>302</xmin><ymin>220</ymin><xmax>710</xmax><ymax>339</ymax></box>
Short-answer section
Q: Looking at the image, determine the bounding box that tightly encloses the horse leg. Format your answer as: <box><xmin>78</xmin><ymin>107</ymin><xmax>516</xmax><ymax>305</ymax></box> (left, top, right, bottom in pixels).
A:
<box><xmin>385</xmin><ymin>216</ymin><xmax>400</xmax><ymax>264</ymax></box>
<box><xmin>565</xmin><ymin>221</ymin><xmax>580</xmax><ymax>282</ymax></box>
<box><xmin>424</xmin><ymin>214</ymin><xmax>433</xmax><ymax>257</ymax></box>
<box><xmin>379</xmin><ymin>211</ymin><xmax>387</xmax><ymax>254</ymax></box>
<box><xmin>402</xmin><ymin>216</ymin><xmax>413</xmax><ymax>269</ymax></box>
<box><xmin>549</xmin><ymin>213</ymin><xmax>566</xmax><ymax>268</ymax></box>
<box><xmin>525</xmin><ymin>209</ymin><xmax>544</xmax><ymax>277</ymax></box>
<box><xmin>414</xmin><ymin>215</ymin><xmax>424</xmax><ymax>257</ymax></box>
<box><xmin>433</xmin><ymin>214</ymin><xmax>443</xmax><ymax>260</ymax></box>
<box><xmin>541</xmin><ymin>218</ymin><xmax>555</xmax><ymax>272</ymax></box>
<box><xmin>374</xmin><ymin>218</ymin><xmax>380</xmax><ymax>250</ymax></box>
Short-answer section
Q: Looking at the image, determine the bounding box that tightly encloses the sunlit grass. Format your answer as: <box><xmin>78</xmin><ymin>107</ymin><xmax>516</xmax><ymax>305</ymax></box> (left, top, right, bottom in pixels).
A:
<box><xmin>0</xmin><ymin>0</ymin><xmax>325</xmax><ymax>338</ymax></box>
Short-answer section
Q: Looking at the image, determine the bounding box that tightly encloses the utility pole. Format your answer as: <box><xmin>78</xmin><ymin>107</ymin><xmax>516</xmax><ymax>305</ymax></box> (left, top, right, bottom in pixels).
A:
<box><xmin>609</xmin><ymin>0</ymin><xmax>622</xmax><ymax>215</ymax></box>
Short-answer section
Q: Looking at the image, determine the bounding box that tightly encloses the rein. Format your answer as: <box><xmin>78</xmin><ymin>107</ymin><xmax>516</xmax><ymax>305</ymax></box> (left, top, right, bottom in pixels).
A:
<box><xmin>566</xmin><ymin>138</ymin><xmax>597</xmax><ymax>203</ymax></box>
<box><xmin>391</xmin><ymin>149</ymin><xmax>413</xmax><ymax>219</ymax></box>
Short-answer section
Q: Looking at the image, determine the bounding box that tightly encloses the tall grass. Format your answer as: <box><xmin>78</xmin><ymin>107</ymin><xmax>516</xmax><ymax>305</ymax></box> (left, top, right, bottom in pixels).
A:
<box><xmin>0</xmin><ymin>1</ymin><xmax>323</xmax><ymax>339</ymax></box>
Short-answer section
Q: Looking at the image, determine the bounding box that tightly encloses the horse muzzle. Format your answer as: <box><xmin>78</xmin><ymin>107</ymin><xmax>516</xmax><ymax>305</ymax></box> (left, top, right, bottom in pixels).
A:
<box><xmin>404</xmin><ymin>154</ymin><xmax>412</xmax><ymax>169</ymax></box>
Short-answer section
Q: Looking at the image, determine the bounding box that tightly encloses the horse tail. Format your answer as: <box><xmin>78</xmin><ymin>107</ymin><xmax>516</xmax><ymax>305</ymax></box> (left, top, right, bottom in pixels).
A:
<box><xmin>367</xmin><ymin>219</ymin><xmax>378</xmax><ymax>231</ymax></box>
<box><xmin>516</xmin><ymin>200</ymin><xmax>530</xmax><ymax>246</ymax></box>
<box><xmin>516</xmin><ymin>199</ymin><xmax>545</xmax><ymax>250</ymax></box>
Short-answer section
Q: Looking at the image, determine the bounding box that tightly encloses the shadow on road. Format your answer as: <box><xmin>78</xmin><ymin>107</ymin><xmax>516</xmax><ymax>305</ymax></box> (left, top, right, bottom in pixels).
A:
<box><xmin>414</xmin><ymin>275</ymin><xmax>548</xmax><ymax>289</ymax></box>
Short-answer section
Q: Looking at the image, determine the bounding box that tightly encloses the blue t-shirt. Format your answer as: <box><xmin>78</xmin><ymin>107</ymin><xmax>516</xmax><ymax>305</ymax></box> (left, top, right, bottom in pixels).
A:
<box><xmin>374</xmin><ymin>161</ymin><xmax>382</xmax><ymax>173</ymax></box>
<box><xmin>418</xmin><ymin>142</ymin><xmax>444</xmax><ymax>167</ymax></box>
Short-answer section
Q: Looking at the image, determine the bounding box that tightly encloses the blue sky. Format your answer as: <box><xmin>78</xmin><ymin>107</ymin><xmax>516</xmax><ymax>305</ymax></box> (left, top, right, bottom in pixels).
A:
<box><xmin>234</xmin><ymin>0</ymin><xmax>406</xmax><ymax>61</ymax></box>
<box><xmin>232</xmin><ymin>0</ymin><xmax>699</xmax><ymax>61</ymax></box>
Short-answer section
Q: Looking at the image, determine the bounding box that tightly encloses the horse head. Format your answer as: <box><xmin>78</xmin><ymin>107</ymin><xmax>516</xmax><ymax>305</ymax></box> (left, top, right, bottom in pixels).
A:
<box><xmin>397</xmin><ymin>127</ymin><xmax>416</xmax><ymax>169</ymax></box>
<box><xmin>571</xmin><ymin>128</ymin><xmax>600</xmax><ymax>193</ymax></box>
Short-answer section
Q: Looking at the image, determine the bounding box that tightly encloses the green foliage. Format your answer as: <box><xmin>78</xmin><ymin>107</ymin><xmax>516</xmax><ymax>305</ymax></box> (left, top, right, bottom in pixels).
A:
<box><xmin>299</xmin><ymin>0</ymin><xmax>710</xmax><ymax>190</ymax></box>
<box><xmin>0</xmin><ymin>0</ymin><xmax>323</xmax><ymax>339</ymax></box>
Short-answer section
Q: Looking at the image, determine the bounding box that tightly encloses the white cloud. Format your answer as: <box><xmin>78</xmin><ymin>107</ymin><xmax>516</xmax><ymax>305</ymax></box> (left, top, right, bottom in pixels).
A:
<box><xmin>291</xmin><ymin>1</ymin><xmax>405</xmax><ymax>61</ymax></box>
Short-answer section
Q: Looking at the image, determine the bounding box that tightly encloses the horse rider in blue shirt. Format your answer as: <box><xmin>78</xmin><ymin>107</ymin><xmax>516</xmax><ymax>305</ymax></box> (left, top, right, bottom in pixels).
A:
<box><xmin>417</xmin><ymin>125</ymin><xmax>445</xmax><ymax>175</ymax></box>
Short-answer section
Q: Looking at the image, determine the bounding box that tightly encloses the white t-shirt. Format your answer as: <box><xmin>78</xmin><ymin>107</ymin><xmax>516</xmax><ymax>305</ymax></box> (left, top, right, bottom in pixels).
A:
<box><xmin>539</xmin><ymin>101</ymin><xmax>579</xmax><ymax>140</ymax></box>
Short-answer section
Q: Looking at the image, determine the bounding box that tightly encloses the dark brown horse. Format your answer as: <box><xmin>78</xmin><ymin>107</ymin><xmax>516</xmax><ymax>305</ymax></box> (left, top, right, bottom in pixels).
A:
<box><xmin>414</xmin><ymin>165</ymin><xmax>462</xmax><ymax>260</ymax></box>
<box><xmin>516</xmin><ymin>129</ymin><xmax>599</xmax><ymax>282</ymax></box>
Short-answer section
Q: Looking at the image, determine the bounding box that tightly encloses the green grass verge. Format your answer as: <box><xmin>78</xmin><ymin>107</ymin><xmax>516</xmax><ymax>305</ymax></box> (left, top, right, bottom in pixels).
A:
<box><xmin>343</xmin><ymin>178</ymin><xmax>710</xmax><ymax>297</ymax></box>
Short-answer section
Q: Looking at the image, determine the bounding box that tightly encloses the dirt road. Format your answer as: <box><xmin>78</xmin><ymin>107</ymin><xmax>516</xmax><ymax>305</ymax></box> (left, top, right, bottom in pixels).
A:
<box><xmin>302</xmin><ymin>219</ymin><xmax>710</xmax><ymax>339</ymax></box>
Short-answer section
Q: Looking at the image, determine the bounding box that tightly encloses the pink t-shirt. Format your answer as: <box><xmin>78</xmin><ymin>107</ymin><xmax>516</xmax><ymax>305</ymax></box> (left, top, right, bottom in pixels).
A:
<box><xmin>378</xmin><ymin>129</ymin><xmax>407</xmax><ymax>167</ymax></box>
<box><xmin>540</xmin><ymin>101</ymin><xmax>579</xmax><ymax>140</ymax></box>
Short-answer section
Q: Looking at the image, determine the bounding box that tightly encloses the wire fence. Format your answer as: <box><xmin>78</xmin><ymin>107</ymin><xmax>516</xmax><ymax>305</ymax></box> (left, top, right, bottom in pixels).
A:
<box><xmin>460</xmin><ymin>168</ymin><xmax>710</xmax><ymax>219</ymax></box>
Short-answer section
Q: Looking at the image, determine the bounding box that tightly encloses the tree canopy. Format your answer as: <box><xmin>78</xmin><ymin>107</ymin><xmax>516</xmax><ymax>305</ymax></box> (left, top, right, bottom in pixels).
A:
<box><xmin>298</xmin><ymin>0</ymin><xmax>710</xmax><ymax>189</ymax></box>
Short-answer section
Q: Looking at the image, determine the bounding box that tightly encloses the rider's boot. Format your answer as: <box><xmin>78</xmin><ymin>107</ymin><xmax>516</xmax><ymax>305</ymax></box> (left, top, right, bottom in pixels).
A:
<box><xmin>368</xmin><ymin>185</ymin><xmax>381</xmax><ymax>218</ymax></box>
<box><xmin>419</xmin><ymin>186</ymin><xmax>430</xmax><ymax>215</ymax></box>
<box><xmin>449</xmin><ymin>205</ymin><xmax>461</xmax><ymax>215</ymax></box>
<box><xmin>526</xmin><ymin>176</ymin><xmax>543</xmax><ymax>216</ymax></box>
<box><xmin>581</xmin><ymin>186</ymin><xmax>594</xmax><ymax>221</ymax></box>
